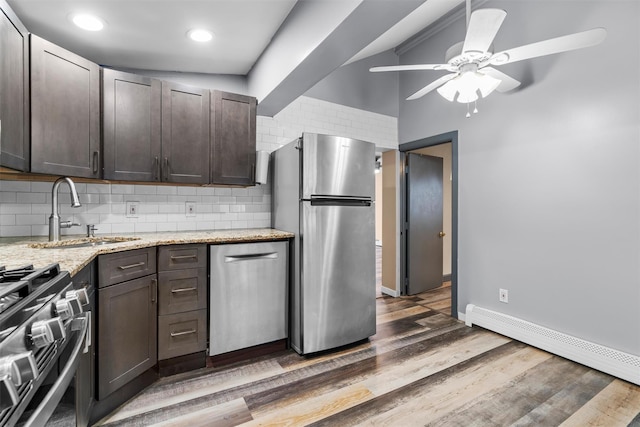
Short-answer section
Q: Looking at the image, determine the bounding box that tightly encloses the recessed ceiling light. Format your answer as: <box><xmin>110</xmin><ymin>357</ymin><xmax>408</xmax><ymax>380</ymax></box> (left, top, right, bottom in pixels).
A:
<box><xmin>188</xmin><ymin>29</ymin><xmax>213</xmax><ymax>42</ymax></box>
<box><xmin>72</xmin><ymin>13</ymin><xmax>105</xmax><ymax>31</ymax></box>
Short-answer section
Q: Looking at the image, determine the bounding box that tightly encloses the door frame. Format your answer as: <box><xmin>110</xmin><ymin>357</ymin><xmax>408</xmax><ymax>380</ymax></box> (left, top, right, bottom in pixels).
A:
<box><xmin>399</xmin><ymin>131</ymin><xmax>458</xmax><ymax>319</ymax></box>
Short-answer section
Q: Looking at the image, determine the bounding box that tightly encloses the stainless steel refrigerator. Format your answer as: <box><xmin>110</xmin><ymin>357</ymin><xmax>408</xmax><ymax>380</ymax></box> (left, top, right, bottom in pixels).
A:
<box><xmin>271</xmin><ymin>132</ymin><xmax>376</xmax><ymax>354</ymax></box>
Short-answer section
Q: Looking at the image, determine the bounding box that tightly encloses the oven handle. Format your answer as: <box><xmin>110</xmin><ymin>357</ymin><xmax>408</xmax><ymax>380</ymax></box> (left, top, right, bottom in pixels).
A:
<box><xmin>23</xmin><ymin>314</ymin><xmax>88</xmax><ymax>427</ymax></box>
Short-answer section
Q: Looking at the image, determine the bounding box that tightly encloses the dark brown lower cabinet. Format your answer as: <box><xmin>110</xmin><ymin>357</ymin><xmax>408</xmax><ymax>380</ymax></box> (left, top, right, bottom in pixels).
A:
<box><xmin>97</xmin><ymin>274</ymin><xmax>157</xmax><ymax>400</ymax></box>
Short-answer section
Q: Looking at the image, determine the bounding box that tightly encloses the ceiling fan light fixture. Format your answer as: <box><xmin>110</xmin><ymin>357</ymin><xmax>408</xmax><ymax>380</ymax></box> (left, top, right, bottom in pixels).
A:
<box><xmin>71</xmin><ymin>13</ymin><xmax>105</xmax><ymax>31</ymax></box>
<box><xmin>437</xmin><ymin>70</ymin><xmax>500</xmax><ymax>103</ymax></box>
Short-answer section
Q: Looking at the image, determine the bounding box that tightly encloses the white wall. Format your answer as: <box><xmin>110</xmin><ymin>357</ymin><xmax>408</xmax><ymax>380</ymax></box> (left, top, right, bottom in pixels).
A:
<box><xmin>0</xmin><ymin>96</ymin><xmax>397</xmax><ymax>237</ymax></box>
<box><xmin>398</xmin><ymin>1</ymin><xmax>639</xmax><ymax>356</ymax></box>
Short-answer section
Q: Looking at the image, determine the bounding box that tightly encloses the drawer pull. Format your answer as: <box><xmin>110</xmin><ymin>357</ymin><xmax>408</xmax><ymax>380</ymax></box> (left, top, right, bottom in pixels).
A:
<box><xmin>118</xmin><ymin>261</ymin><xmax>145</xmax><ymax>270</ymax></box>
<box><xmin>170</xmin><ymin>255</ymin><xmax>198</xmax><ymax>261</ymax></box>
<box><xmin>225</xmin><ymin>253</ymin><xmax>278</xmax><ymax>263</ymax></box>
<box><xmin>171</xmin><ymin>287</ymin><xmax>197</xmax><ymax>294</ymax></box>
<box><xmin>170</xmin><ymin>329</ymin><xmax>196</xmax><ymax>337</ymax></box>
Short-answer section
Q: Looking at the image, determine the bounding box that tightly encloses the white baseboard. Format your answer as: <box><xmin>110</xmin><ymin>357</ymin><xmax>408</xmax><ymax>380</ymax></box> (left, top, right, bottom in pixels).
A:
<box><xmin>465</xmin><ymin>304</ymin><xmax>640</xmax><ymax>386</ymax></box>
<box><xmin>381</xmin><ymin>286</ymin><xmax>399</xmax><ymax>297</ymax></box>
<box><xmin>457</xmin><ymin>312</ymin><xmax>466</xmax><ymax>322</ymax></box>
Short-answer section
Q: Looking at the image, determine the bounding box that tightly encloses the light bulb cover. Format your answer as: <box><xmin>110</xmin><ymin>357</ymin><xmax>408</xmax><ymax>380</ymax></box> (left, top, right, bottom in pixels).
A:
<box><xmin>188</xmin><ymin>29</ymin><xmax>214</xmax><ymax>42</ymax></box>
<box><xmin>436</xmin><ymin>69</ymin><xmax>501</xmax><ymax>103</ymax></box>
<box><xmin>72</xmin><ymin>14</ymin><xmax>105</xmax><ymax>31</ymax></box>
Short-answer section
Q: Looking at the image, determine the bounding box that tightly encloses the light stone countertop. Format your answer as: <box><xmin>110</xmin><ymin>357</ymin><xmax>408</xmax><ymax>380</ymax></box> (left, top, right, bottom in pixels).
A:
<box><xmin>0</xmin><ymin>228</ymin><xmax>294</xmax><ymax>276</ymax></box>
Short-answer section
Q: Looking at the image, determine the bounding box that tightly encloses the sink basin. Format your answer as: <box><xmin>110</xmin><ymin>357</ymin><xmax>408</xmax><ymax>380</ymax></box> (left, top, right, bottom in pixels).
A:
<box><xmin>30</xmin><ymin>236</ymin><xmax>141</xmax><ymax>249</ymax></box>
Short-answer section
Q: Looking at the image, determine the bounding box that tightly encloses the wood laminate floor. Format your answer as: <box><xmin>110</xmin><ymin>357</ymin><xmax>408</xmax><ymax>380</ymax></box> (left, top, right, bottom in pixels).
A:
<box><xmin>96</xmin><ymin>285</ymin><xmax>640</xmax><ymax>427</ymax></box>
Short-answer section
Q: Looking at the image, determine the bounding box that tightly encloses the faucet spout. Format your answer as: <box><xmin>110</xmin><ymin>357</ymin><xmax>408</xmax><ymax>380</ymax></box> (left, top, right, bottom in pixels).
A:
<box><xmin>49</xmin><ymin>177</ymin><xmax>82</xmax><ymax>241</ymax></box>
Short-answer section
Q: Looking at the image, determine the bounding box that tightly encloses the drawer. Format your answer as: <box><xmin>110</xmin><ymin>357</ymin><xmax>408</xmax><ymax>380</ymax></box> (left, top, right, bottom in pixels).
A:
<box><xmin>158</xmin><ymin>310</ymin><xmax>207</xmax><ymax>360</ymax></box>
<box><xmin>158</xmin><ymin>244</ymin><xmax>206</xmax><ymax>271</ymax></box>
<box><xmin>158</xmin><ymin>268</ymin><xmax>207</xmax><ymax>315</ymax></box>
<box><xmin>98</xmin><ymin>247</ymin><xmax>157</xmax><ymax>288</ymax></box>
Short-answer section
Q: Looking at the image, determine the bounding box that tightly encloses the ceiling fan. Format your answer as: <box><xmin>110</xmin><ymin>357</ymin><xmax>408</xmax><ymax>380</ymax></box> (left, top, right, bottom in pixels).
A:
<box><xmin>370</xmin><ymin>0</ymin><xmax>606</xmax><ymax>116</ymax></box>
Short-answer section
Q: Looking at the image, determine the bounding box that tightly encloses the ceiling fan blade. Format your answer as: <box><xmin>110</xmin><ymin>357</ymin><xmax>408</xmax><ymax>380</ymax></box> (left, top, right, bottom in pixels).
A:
<box><xmin>481</xmin><ymin>67</ymin><xmax>521</xmax><ymax>92</ymax></box>
<box><xmin>406</xmin><ymin>73</ymin><xmax>457</xmax><ymax>101</ymax></box>
<box><xmin>462</xmin><ymin>8</ymin><xmax>507</xmax><ymax>54</ymax></box>
<box><xmin>489</xmin><ymin>27</ymin><xmax>607</xmax><ymax>66</ymax></box>
<box><xmin>369</xmin><ymin>64</ymin><xmax>449</xmax><ymax>72</ymax></box>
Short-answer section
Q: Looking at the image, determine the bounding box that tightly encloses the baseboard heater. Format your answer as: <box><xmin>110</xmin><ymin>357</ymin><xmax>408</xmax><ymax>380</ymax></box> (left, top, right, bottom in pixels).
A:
<box><xmin>465</xmin><ymin>304</ymin><xmax>640</xmax><ymax>386</ymax></box>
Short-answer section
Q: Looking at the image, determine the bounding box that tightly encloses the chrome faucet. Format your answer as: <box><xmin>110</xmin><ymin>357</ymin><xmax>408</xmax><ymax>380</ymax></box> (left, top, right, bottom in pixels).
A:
<box><xmin>49</xmin><ymin>177</ymin><xmax>82</xmax><ymax>241</ymax></box>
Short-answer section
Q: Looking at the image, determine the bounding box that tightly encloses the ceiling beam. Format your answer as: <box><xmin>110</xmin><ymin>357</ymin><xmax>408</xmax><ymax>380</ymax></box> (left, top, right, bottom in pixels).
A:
<box><xmin>249</xmin><ymin>0</ymin><xmax>427</xmax><ymax>117</ymax></box>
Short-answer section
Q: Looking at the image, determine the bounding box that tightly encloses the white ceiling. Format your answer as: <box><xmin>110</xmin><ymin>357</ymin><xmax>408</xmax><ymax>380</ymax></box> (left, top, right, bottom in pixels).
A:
<box><xmin>6</xmin><ymin>0</ymin><xmax>465</xmax><ymax>115</ymax></box>
<box><xmin>7</xmin><ymin>0</ymin><xmax>462</xmax><ymax>75</ymax></box>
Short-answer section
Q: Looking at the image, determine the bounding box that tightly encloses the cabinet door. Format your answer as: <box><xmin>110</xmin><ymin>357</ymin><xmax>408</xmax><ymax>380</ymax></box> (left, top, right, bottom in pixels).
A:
<box><xmin>30</xmin><ymin>35</ymin><xmax>100</xmax><ymax>178</ymax></box>
<box><xmin>211</xmin><ymin>90</ymin><xmax>256</xmax><ymax>185</ymax></box>
<box><xmin>98</xmin><ymin>274</ymin><xmax>157</xmax><ymax>400</ymax></box>
<box><xmin>161</xmin><ymin>81</ymin><xmax>209</xmax><ymax>184</ymax></box>
<box><xmin>0</xmin><ymin>3</ymin><xmax>29</xmax><ymax>171</ymax></box>
<box><xmin>103</xmin><ymin>69</ymin><xmax>161</xmax><ymax>181</ymax></box>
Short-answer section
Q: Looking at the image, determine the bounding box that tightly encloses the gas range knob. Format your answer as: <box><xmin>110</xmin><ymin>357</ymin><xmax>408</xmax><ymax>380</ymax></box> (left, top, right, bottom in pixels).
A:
<box><xmin>31</xmin><ymin>318</ymin><xmax>66</xmax><ymax>348</ymax></box>
<box><xmin>55</xmin><ymin>294</ymin><xmax>83</xmax><ymax>320</ymax></box>
<box><xmin>0</xmin><ymin>375</ymin><xmax>19</xmax><ymax>411</ymax></box>
<box><xmin>0</xmin><ymin>353</ymin><xmax>38</xmax><ymax>385</ymax></box>
<box><xmin>66</xmin><ymin>288</ymin><xmax>89</xmax><ymax>306</ymax></box>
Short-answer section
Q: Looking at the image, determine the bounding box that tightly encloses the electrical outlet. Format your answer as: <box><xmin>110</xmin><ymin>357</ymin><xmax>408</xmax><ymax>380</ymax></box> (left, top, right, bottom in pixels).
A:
<box><xmin>499</xmin><ymin>288</ymin><xmax>509</xmax><ymax>303</ymax></box>
<box><xmin>185</xmin><ymin>202</ymin><xmax>196</xmax><ymax>217</ymax></box>
<box><xmin>126</xmin><ymin>201</ymin><xmax>139</xmax><ymax>218</ymax></box>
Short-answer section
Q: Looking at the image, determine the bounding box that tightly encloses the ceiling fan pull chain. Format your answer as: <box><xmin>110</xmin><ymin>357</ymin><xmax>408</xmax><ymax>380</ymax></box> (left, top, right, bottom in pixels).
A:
<box><xmin>466</xmin><ymin>103</ymin><xmax>471</xmax><ymax>118</ymax></box>
<box><xmin>473</xmin><ymin>100</ymin><xmax>479</xmax><ymax>114</ymax></box>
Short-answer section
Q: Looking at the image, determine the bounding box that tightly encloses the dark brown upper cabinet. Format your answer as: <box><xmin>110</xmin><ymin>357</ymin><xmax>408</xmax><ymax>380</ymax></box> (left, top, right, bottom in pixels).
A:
<box><xmin>103</xmin><ymin>69</ymin><xmax>162</xmax><ymax>182</ymax></box>
<box><xmin>30</xmin><ymin>35</ymin><xmax>100</xmax><ymax>178</ymax></box>
<box><xmin>161</xmin><ymin>81</ymin><xmax>209</xmax><ymax>184</ymax></box>
<box><xmin>210</xmin><ymin>90</ymin><xmax>257</xmax><ymax>186</ymax></box>
<box><xmin>0</xmin><ymin>1</ymin><xmax>29</xmax><ymax>171</ymax></box>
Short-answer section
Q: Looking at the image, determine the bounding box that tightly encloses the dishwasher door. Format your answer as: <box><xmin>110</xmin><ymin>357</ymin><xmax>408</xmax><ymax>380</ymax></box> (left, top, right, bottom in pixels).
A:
<box><xmin>209</xmin><ymin>241</ymin><xmax>288</xmax><ymax>356</ymax></box>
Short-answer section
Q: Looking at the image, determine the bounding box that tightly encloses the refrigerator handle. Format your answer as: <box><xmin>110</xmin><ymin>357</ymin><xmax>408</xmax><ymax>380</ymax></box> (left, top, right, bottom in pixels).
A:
<box><xmin>309</xmin><ymin>196</ymin><xmax>372</xmax><ymax>207</ymax></box>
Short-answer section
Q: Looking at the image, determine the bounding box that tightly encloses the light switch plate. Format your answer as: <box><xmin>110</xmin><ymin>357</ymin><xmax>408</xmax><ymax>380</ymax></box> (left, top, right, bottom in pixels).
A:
<box><xmin>126</xmin><ymin>201</ymin><xmax>139</xmax><ymax>218</ymax></box>
<box><xmin>185</xmin><ymin>202</ymin><xmax>196</xmax><ymax>217</ymax></box>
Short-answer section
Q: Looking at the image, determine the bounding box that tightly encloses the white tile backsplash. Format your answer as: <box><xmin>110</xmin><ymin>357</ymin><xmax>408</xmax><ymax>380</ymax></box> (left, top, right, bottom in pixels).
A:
<box><xmin>0</xmin><ymin>96</ymin><xmax>397</xmax><ymax>237</ymax></box>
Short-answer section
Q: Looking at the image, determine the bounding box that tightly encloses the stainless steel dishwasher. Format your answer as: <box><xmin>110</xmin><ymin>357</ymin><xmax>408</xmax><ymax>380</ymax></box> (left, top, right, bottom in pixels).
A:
<box><xmin>209</xmin><ymin>241</ymin><xmax>288</xmax><ymax>356</ymax></box>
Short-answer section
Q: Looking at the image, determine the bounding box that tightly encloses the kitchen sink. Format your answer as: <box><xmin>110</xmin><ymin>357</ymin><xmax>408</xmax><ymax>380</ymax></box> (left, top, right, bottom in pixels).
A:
<box><xmin>30</xmin><ymin>236</ymin><xmax>141</xmax><ymax>249</ymax></box>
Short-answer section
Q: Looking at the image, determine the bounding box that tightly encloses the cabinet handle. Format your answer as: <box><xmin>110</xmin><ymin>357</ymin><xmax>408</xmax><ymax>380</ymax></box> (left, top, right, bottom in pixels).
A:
<box><xmin>117</xmin><ymin>261</ymin><xmax>145</xmax><ymax>270</ymax></box>
<box><xmin>170</xmin><ymin>255</ymin><xmax>198</xmax><ymax>261</ymax></box>
<box><xmin>171</xmin><ymin>287</ymin><xmax>197</xmax><ymax>294</ymax></box>
<box><xmin>92</xmin><ymin>151</ymin><xmax>100</xmax><ymax>174</ymax></box>
<box><xmin>225</xmin><ymin>252</ymin><xmax>278</xmax><ymax>263</ymax></box>
<box><xmin>163</xmin><ymin>157</ymin><xmax>169</xmax><ymax>181</ymax></box>
<box><xmin>150</xmin><ymin>278</ymin><xmax>157</xmax><ymax>303</ymax></box>
<box><xmin>154</xmin><ymin>156</ymin><xmax>160</xmax><ymax>181</ymax></box>
<box><xmin>170</xmin><ymin>329</ymin><xmax>196</xmax><ymax>337</ymax></box>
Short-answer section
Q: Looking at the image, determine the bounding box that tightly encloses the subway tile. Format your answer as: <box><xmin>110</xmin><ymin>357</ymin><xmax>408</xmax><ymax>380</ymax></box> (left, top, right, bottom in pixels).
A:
<box><xmin>156</xmin><ymin>222</ymin><xmax>177</xmax><ymax>232</ymax></box>
<box><xmin>145</xmin><ymin>214</ymin><xmax>168</xmax><ymax>223</ymax></box>
<box><xmin>17</xmin><ymin>194</ymin><xmax>46</xmax><ymax>207</ymax></box>
<box><xmin>212</xmin><ymin>220</ymin><xmax>231</xmax><ymax>230</ymax></box>
<box><xmin>0</xmin><ymin>204</ymin><xmax>31</xmax><ymax>214</ymax></box>
<box><xmin>156</xmin><ymin>186</ymin><xmax>178</xmax><ymax>195</ymax></box>
<box><xmin>134</xmin><ymin>223</ymin><xmax>157</xmax><ymax>233</ymax></box>
<box><xmin>0</xmin><ymin>215</ymin><xmax>15</xmax><ymax>225</ymax></box>
<box><xmin>214</xmin><ymin>187</ymin><xmax>231</xmax><ymax>196</ymax></box>
<box><xmin>218</xmin><ymin>196</ymin><xmax>235</xmax><ymax>203</ymax></box>
<box><xmin>158</xmin><ymin>204</ymin><xmax>181</xmax><ymax>214</ymax></box>
<box><xmin>79</xmin><ymin>193</ymin><xmax>101</xmax><ymax>204</ymax></box>
<box><xmin>0</xmin><ymin>192</ymin><xmax>17</xmax><ymax>203</ymax></box>
<box><xmin>0</xmin><ymin>181</ymin><xmax>30</xmax><ymax>192</ymax></box>
<box><xmin>177</xmin><ymin>186</ymin><xmax>197</xmax><ymax>196</ymax></box>
<box><xmin>138</xmin><ymin>204</ymin><xmax>159</xmax><ymax>214</ymax></box>
<box><xmin>229</xmin><ymin>205</ymin><xmax>245</xmax><ymax>213</ymax></box>
<box><xmin>100</xmin><ymin>194</ymin><xmax>124</xmax><ymax>204</ymax></box>
<box><xmin>110</xmin><ymin>184</ymin><xmax>135</xmax><ymax>194</ymax></box>
<box><xmin>0</xmin><ymin>225</ymin><xmax>30</xmax><ymax>237</ymax></box>
<box><xmin>141</xmin><ymin>195</ymin><xmax>168</xmax><ymax>203</ymax></box>
<box><xmin>111</xmin><ymin>223</ymin><xmax>135</xmax><ymax>234</ymax></box>
<box><xmin>30</xmin><ymin>182</ymin><xmax>53</xmax><ymax>193</ymax></box>
<box><xmin>232</xmin><ymin>220</ymin><xmax>248</xmax><ymax>229</ymax></box>
<box><xmin>134</xmin><ymin>185</ymin><xmax>157</xmax><ymax>195</ymax></box>
<box><xmin>176</xmin><ymin>222</ymin><xmax>196</xmax><ymax>231</ymax></box>
<box><xmin>196</xmin><ymin>187</ymin><xmax>215</xmax><ymax>196</ymax></box>
<box><xmin>95</xmin><ymin>223</ymin><xmax>112</xmax><ymax>235</ymax></box>
<box><xmin>167</xmin><ymin>195</ymin><xmax>188</xmax><ymax>203</ymax></box>
<box><xmin>86</xmin><ymin>183</ymin><xmax>111</xmax><ymax>194</ymax></box>
<box><xmin>16</xmin><ymin>214</ymin><xmax>46</xmax><ymax>225</ymax></box>
<box><xmin>31</xmin><ymin>224</ymin><xmax>48</xmax><ymax>237</ymax></box>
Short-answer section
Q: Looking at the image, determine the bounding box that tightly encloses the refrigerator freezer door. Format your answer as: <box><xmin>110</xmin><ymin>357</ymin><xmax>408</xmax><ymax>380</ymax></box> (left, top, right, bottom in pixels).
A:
<box><xmin>300</xmin><ymin>201</ymin><xmax>376</xmax><ymax>354</ymax></box>
<box><xmin>302</xmin><ymin>133</ymin><xmax>375</xmax><ymax>199</ymax></box>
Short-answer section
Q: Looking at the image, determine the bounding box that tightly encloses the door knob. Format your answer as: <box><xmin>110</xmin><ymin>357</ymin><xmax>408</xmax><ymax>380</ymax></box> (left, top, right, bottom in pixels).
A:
<box><xmin>439</xmin><ymin>231</ymin><xmax>446</xmax><ymax>238</ymax></box>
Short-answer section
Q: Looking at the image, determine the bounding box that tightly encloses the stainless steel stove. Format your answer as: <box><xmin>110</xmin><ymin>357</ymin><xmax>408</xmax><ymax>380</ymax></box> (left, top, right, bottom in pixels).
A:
<box><xmin>0</xmin><ymin>264</ymin><xmax>89</xmax><ymax>427</ymax></box>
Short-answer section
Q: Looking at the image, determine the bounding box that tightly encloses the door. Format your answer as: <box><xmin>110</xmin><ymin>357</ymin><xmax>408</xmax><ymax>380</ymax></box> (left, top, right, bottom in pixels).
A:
<box><xmin>300</xmin><ymin>201</ymin><xmax>376</xmax><ymax>353</ymax></box>
<box><xmin>30</xmin><ymin>35</ymin><xmax>100</xmax><ymax>178</ymax></box>
<box><xmin>98</xmin><ymin>274</ymin><xmax>157</xmax><ymax>399</ymax></box>
<box><xmin>0</xmin><ymin>5</ymin><xmax>29</xmax><ymax>171</ymax></box>
<box><xmin>103</xmin><ymin>69</ymin><xmax>161</xmax><ymax>181</ymax></box>
<box><xmin>210</xmin><ymin>90</ymin><xmax>256</xmax><ymax>185</ymax></box>
<box><xmin>161</xmin><ymin>81</ymin><xmax>209</xmax><ymax>184</ymax></box>
<box><xmin>302</xmin><ymin>133</ymin><xmax>375</xmax><ymax>199</ymax></box>
<box><xmin>406</xmin><ymin>153</ymin><xmax>444</xmax><ymax>294</ymax></box>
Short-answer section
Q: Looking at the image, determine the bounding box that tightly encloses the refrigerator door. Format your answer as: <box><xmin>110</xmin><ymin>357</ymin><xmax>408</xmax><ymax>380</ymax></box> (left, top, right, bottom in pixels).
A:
<box><xmin>302</xmin><ymin>133</ymin><xmax>375</xmax><ymax>199</ymax></box>
<box><xmin>300</xmin><ymin>200</ymin><xmax>376</xmax><ymax>354</ymax></box>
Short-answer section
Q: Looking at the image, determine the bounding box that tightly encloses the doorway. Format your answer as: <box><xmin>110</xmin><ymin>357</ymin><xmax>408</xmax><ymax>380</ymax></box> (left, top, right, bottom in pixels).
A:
<box><xmin>399</xmin><ymin>131</ymin><xmax>458</xmax><ymax>319</ymax></box>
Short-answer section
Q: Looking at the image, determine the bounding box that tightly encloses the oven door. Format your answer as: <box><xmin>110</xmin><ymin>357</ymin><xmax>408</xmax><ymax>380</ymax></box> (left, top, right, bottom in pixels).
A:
<box><xmin>20</xmin><ymin>314</ymin><xmax>89</xmax><ymax>427</ymax></box>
